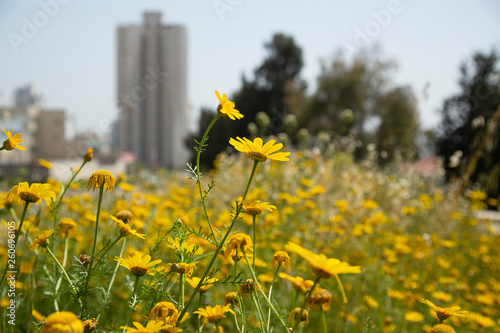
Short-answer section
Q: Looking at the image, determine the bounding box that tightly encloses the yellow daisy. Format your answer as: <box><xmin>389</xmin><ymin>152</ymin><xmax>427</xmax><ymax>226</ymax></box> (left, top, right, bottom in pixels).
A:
<box><xmin>110</xmin><ymin>216</ymin><xmax>146</xmax><ymax>239</ymax></box>
<box><xmin>193</xmin><ymin>304</ymin><xmax>234</xmax><ymax>324</ymax></box>
<box><xmin>271</xmin><ymin>251</ymin><xmax>291</xmax><ymax>267</ymax></box>
<box><xmin>41</xmin><ymin>311</ymin><xmax>83</xmax><ymax>333</ymax></box>
<box><xmin>147</xmin><ymin>301</ymin><xmax>179</xmax><ymax>325</ymax></box>
<box><xmin>224</xmin><ymin>233</ymin><xmax>252</xmax><ymax>257</ymax></box>
<box><xmin>279</xmin><ymin>273</ymin><xmax>314</xmax><ymax>293</ymax></box>
<box><xmin>115</xmin><ymin>251</ymin><xmax>162</xmax><ymax>277</ymax></box>
<box><xmin>242</xmin><ymin>199</ymin><xmax>277</xmax><ymax>216</ymax></box>
<box><xmin>2</xmin><ymin>128</ymin><xmax>26</xmax><ymax>151</ymax></box>
<box><xmin>215</xmin><ymin>90</ymin><xmax>243</xmax><ymax>120</ymax></box>
<box><xmin>420</xmin><ymin>299</ymin><xmax>468</xmax><ymax>322</ymax></box>
<box><xmin>185</xmin><ymin>276</ymin><xmax>219</xmax><ymax>293</ymax></box>
<box><xmin>7</xmin><ymin>182</ymin><xmax>56</xmax><ymax>207</ymax></box>
<box><xmin>29</xmin><ymin>229</ymin><xmax>55</xmax><ymax>250</ymax></box>
<box><xmin>229</xmin><ymin>137</ymin><xmax>290</xmax><ymax>162</ymax></box>
<box><xmin>120</xmin><ymin>320</ymin><xmax>173</xmax><ymax>333</ymax></box>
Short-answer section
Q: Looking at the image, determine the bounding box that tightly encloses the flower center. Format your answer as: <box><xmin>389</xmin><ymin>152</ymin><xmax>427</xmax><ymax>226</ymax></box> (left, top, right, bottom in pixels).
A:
<box><xmin>3</xmin><ymin>139</ymin><xmax>15</xmax><ymax>150</ymax></box>
<box><xmin>248</xmin><ymin>151</ymin><xmax>268</xmax><ymax>162</ymax></box>
<box><xmin>19</xmin><ymin>191</ymin><xmax>41</xmax><ymax>203</ymax></box>
<box><xmin>131</xmin><ymin>266</ymin><xmax>148</xmax><ymax>277</ymax></box>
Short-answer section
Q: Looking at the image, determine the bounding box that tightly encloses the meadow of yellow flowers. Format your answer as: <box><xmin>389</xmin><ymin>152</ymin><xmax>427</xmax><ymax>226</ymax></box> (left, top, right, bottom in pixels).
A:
<box><xmin>0</xmin><ymin>91</ymin><xmax>499</xmax><ymax>333</ymax></box>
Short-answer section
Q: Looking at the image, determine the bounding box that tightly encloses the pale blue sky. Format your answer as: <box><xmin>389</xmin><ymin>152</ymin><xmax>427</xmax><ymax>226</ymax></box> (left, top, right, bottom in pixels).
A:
<box><xmin>0</xmin><ymin>0</ymin><xmax>499</xmax><ymax>135</ymax></box>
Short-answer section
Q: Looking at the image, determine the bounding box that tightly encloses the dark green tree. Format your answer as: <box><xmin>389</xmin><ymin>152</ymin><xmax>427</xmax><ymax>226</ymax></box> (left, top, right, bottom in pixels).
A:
<box><xmin>436</xmin><ymin>50</ymin><xmax>500</xmax><ymax>196</ymax></box>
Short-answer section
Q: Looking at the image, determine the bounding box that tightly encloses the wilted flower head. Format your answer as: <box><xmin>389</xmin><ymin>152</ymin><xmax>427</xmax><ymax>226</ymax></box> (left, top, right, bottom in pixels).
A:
<box><xmin>86</xmin><ymin>170</ymin><xmax>115</xmax><ymax>193</ymax></box>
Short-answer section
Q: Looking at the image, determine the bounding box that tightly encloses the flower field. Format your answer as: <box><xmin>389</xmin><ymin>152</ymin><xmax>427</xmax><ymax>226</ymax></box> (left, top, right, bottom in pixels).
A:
<box><xmin>1</xmin><ymin>93</ymin><xmax>500</xmax><ymax>333</ymax></box>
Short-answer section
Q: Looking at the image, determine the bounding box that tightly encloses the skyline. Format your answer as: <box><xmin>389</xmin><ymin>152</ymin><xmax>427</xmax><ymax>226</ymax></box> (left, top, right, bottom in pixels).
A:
<box><xmin>0</xmin><ymin>0</ymin><xmax>499</xmax><ymax>137</ymax></box>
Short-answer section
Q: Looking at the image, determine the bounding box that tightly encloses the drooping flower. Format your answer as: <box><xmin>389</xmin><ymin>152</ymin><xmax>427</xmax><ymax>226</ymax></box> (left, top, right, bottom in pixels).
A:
<box><xmin>7</xmin><ymin>182</ymin><xmax>56</xmax><ymax>207</ymax></box>
<box><xmin>120</xmin><ymin>320</ymin><xmax>173</xmax><ymax>333</ymax></box>
<box><xmin>239</xmin><ymin>279</ymin><xmax>255</xmax><ymax>296</ymax></box>
<box><xmin>224</xmin><ymin>233</ymin><xmax>252</xmax><ymax>257</ymax></box>
<box><xmin>420</xmin><ymin>299</ymin><xmax>468</xmax><ymax>322</ymax></box>
<box><xmin>147</xmin><ymin>301</ymin><xmax>179</xmax><ymax>325</ymax></box>
<box><xmin>29</xmin><ymin>229</ymin><xmax>55</xmax><ymax>250</ymax></box>
<box><xmin>193</xmin><ymin>304</ymin><xmax>235</xmax><ymax>324</ymax></box>
<box><xmin>86</xmin><ymin>170</ymin><xmax>116</xmax><ymax>192</ymax></box>
<box><xmin>229</xmin><ymin>137</ymin><xmax>290</xmax><ymax>162</ymax></box>
<box><xmin>215</xmin><ymin>91</ymin><xmax>243</xmax><ymax>120</ymax></box>
<box><xmin>224</xmin><ymin>292</ymin><xmax>240</xmax><ymax>307</ymax></box>
<box><xmin>41</xmin><ymin>311</ymin><xmax>84</xmax><ymax>333</ymax></box>
<box><xmin>115</xmin><ymin>251</ymin><xmax>162</xmax><ymax>277</ymax></box>
<box><xmin>279</xmin><ymin>273</ymin><xmax>314</xmax><ymax>293</ymax></box>
<box><xmin>114</xmin><ymin>210</ymin><xmax>134</xmax><ymax>223</ymax></box>
<box><xmin>166</xmin><ymin>262</ymin><xmax>199</xmax><ymax>277</ymax></box>
<box><xmin>2</xmin><ymin>128</ymin><xmax>26</xmax><ymax>151</ymax></box>
<box><xmin>271</xmin><ymin>251</ymin><xmax>291</xmax><ymax>267</ymax></box>
<box><xmin>111</xmin><ymin>215</ymin><xmax>146</xmax><ymax>239</ymax></box>
<box><xmin>288</xmin><ymin>308</ymin><xmax>309</xmax><ymax>326</ymax></box>
<box><xmin>82</xmin><ymin>318</ymin><xmax>98</xmax><ymax>332</ymax></box>
<box><xmin>308</xmin><ymin>287</ymin><xmax>332</xmax><ymax>311</ymax></box>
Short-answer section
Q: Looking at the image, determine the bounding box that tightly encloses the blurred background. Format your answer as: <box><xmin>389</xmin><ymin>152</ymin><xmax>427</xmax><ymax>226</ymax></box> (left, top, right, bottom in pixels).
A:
<box><xmin>0</xmin><ymin>0</ymin><xmax>499</xmax><ymax>196</ymax></box>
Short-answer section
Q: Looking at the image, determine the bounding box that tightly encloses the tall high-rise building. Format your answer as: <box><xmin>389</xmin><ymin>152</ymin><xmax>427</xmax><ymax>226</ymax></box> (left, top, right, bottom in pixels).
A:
<box><xmin>115</xmin><ymin>12</ymin><xmax>189</xmax><ymax>169</ymax></box>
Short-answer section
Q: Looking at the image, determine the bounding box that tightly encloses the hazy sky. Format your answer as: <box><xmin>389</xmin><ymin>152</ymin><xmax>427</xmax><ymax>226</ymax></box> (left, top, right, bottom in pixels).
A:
<box><xmin>0</xmin><ymin>0</ymin><xmax>499</xmax><ymax>136</ymax></box>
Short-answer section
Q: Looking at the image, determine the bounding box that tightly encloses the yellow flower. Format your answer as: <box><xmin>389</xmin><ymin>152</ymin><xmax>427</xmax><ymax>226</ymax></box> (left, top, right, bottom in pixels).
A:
<box><xmin>308</xmin><ymin>287</ymin><xmax>332</xmax><ymax>311</ymax></box>
<box><xmin>185</xmin><ymin>276</ymin><xmax>219</xmax><ymax>293</ymax></box>
<box><xmin>167</xmin><ymin>262</ymin><xmax>199</xmax><ymax>277</ymax></box>
<box><xmin>86</xmin><ymin>170</ymin><xmax>116</xmax><ymax>192</ymax></box>
<box><xmin>2</xmin><ymin>128</ymin><xmax>26</xmax><ymax>151</ymax></box>
<box><xmin>115</xmin><ymin>251</ymin><xmax>162</xmax><ymax>277</ymax></box>
<box><xmin>242</xmin><ymin>199</ymin><xmax>277</xmax><ymax>216</ymax></box>
<box><xmin>193</xmin><ymin>304</ymin><xmax>235</xmax><ymax>324</ymax></box>
<box><xmin>82</xmin><ymin>318</ymin><xmax>98</xmax><ymax>332</ymax></box>
<box><xmin>224</xmin><ymin>233</ymin><xmax>252</xmax><ymax>257</ymax></box>
<box><xmin>7</xmin><ymin>182</ymin><xmax>56</xmax><ymax>207</ymax></box>
<box><xmin>114</xmin><ymin>210</ymin><xmax>134</xmax><ymax>223</ymax></box>
<box><xmin>279</xmin><ymin>273</ymin><xmax>314</xmax><ymax>293</ymax></box>
<box><xmin>224</xmin><ymin>292</ymin><xmax>239</xmax><ymax>307</ymax></box>
<box><xmin>215</xmin><ymin>91</ymin><xmax>243</xmax><ymax>120</ymax></box>
<box><xmin>29</xmin><ymin>229</ymin><xmax>55</xmax><ymax>250</ymax></box>
<box><xmin>364</xmin><ymin>295</ymin><xmax>379</xmax><ymax>308</ymax></box>
<box><xmin>271</xmin><ymin>251</ymin><xmax>290</xmax><ymax>267</ymax></box>
<box><xmin>288</xmin><ymin>308</ymin><xmax>309</xmax><ymax>326</ymax></box>
<box><xmin>58</xmin><ymin>218</ymin><xmax>77</xmax><ymax>237</ymax></box>
<box><xmin>420</xmin><ymin>299</ymin><xmax>468</xmax><ymax>322</ymax></box>
<box><xmin>38</xmin><ymin>158</ymin><xmax>53</xmax><ymax>169</ymax></box>
<box><xmin>404</xmin><ymin>311</ymin><xmax>424</xmax><ymax>322</ymax></box>
<box><xmin>111</xmin><ymin>216</ymin><xmax>146</xmax><ymax>239</ymax></box>
<box><xmin>229</xmin><ymin>137</ymin><xmax>290</xmax><ymax>162</ymax></box>
<box><xmin>147</xmin><ymin>301</ymin><xmax>179</xmax><ymax>325</ymax></box>
<box><xmin>285</xmin><ymin>242</ymin><xmax>361</xmax><ymax>303</ymax></box>
<box><xmin>83</xmin><ymin>147</ymin><xmax>93</xmax><ymax>162</ymax></box>
<box><xmin>120</xmin><ymin>320</ymin><xmax>173</xmax><ymax>333</ymax></box>
<box><xmin>430</xmin><ymin>324</ymin><xmax>456</xmax><ymax>333</ymax></box>
<box><xmin>41</xmin><ymin>311</ymin><xmax>84</xmax><ymax>333</ymax></box>
<box><xmin>32</xmin><ymin>309</ymin><xmax>46</xmax><ymax>322</ymax></box>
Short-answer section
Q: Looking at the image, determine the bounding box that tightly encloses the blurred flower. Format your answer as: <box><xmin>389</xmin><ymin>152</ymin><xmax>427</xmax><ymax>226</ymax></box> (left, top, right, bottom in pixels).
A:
<box><xmin>271</xmin><ymin>251</ymin><xmax>290</xmax><ymax>267</ymax></box>
<box><xmin>120</xmin><ymin>320</ymin><xmax>172</xmax><ymax>333</ymax></box>
<box><xmin>86</xmin><ymin>170</ymin><xmax>116</xmax><ymax>193</ymax></box>
<box><xmin>185</xmin><ymin>276</ymin><xmax>218</xmax><ymax>293</ymax></box>
<box><xmin>430</xmin><ymin>324</ymin><xmax>456</xmax><ymax>333</ymax></box>
<box><xmin>279</xmin><ymin>273</ymin><xmax>314</xmax><ymax>293</ymax></box>
<box><xmin>215</xmin><ymin>90</ymin><xmax>243</xmax><ymax>120</ymax></box>
<box><xmin>288</xmin><ymin>308</ymin><xmax>309</xmax><ymax>326</ymax></box>
<box><xmin>224</xmin><ymin>233</ymin><xmax>252</xmax><ymax>257</ymax></box>
<box><xmin>38</xmin><ymin>158</ymin><xmax>53</xmax><ymax>169</ymax></box>
<box><xmin>2</xmin><ymin>128</ymin><xmax>26</xmax><ymax>151</ymax></box>
<box><xmin>308</xmin><ymin>287</ymin><xmax>332</xmax><ymax>311</ymax></box>
<box><xmin>82</xmin><ymin>318</ymin><xmax>98</xmax><ymax>332</ymax></box>
<box><xmin>58</xmin><ymin>218</ymin><xmax>77</xmax><ymax>238</ymax></box>
<box><xmin>83</xmin><ymin>147</ymin><xmax>93</xmax><ymax>162</ymax></box>
<box><xmin>224</xmin><ymin>292</ymin><xmax>240</xmax><ymax>307</ymax></box>
<box><xmin>147</xmin><ymin>302</ymin><xmax>179</xmax><ymax>325</ymax></box>
<box><xmin>405</xmin><ymin>311</ymin><xmax>424</xmax><ymax>322</ymax></box>
<box><xmin>420</xmin><ymin>299</ymin><xmax>468</xmax><ymax>322</ymax></box>
<box><xmin>229</xmin><ymin>137</ymin><xmax>290</xmax><ymax>162</ymax></box>
<box><xmin>41</xmin><ymin>311</ymin><xmax>83</xmax><ymax>333</ymax></box>
<box><xmin>242</xmin><ymin>199</ymin><xmax>276</xmax><ymax>216</ymax></box>
<box><xmin>111</xmin><ymin>216</ymin><xmax>145</xmax><ymax>239</ymax></box>
<box><xmin>167</xmin><ymin>262</ymin><xmax>199</xmax><ymax>277</ymax></box>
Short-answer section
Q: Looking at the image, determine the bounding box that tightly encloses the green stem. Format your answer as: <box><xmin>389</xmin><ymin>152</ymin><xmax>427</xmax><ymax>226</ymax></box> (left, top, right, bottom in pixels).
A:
<box><xmin>96</xmin><ymin>235</ymin><xmax>123</xmax><ymax>263</ymax></box>
<box><xmin>82</xmin><ymin>186</ymin><xmax>105</xmax><ymax>301</ymax></box>
<box><xmin>195</xmin><ymin>113</ymin><xmax>221</xmax><ymax>245</ymax></box>
<box><xmin>266</xmin><ymin>263</ymin><xmax>281</xmax><ymax>332</ymax></box>
<box><xmin>122</xmin><ymin>276</ymin><xmax>140</xmax><ymax>332</ymax></box>
<box><xmin>46</xmin><ymin>247</ymin><xmax>82</xmax><ymax>307</ymax></box>
<box><xmin>97</xmin><ymin>237</ymin><xmax>127</xmax><ymax>322</ymax></box>
<box><xmin>321</xmin><ymin>310</ymin><xmax>328</xmax><ymax>333</ymax></box>
<box><xmin>242</xmin><ymin>252</ymin><xmax>289</xmax><ymax>332</ymax></box>
<box><xmin>252</xmin><ymin>215</ymin><xmax>257</xmax><ymax>270</ymax></box>
<box><xmin>251</xmin><ymin>293</ymin><xmax>267</xmax><ymax>333</ymax></box>
<box><xmin>179</xmin><ymin>272</ymin><xmax>185</xmax><ymax>308</ymax></box>
<box><xmin>54</xmin><ymin>236</ymin><xmax>70</xmax><ymax>311</ymax></box>
<box><xmin>176</xmin><ymin>161</ymin><xmax>260</xmax><ymax>325</ymax></box>
<box><xmin>0</xmin><ymin>202</ymin><xmax>29</xmax><ymax>290</ymax></box>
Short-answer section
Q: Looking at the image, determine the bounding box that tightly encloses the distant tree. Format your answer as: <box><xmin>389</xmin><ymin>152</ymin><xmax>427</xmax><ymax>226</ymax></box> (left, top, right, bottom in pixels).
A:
<box><xmin>187</xmin><ymin>33</ymin><xmax>304</xmax><ymax>167</ymax></box>
<box><xmin>302</xmin><ymin>48</ymin><xmax>420</xmax><ymax>161</ymax></box>
<box><xmin>436</xmin><ymin>50</ymin><xmax>500</xmax><ymax>196</ymax></box>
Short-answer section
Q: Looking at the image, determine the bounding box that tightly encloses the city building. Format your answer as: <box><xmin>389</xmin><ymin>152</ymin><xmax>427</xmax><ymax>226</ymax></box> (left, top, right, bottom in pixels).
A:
<box><xmin>114</xmin><ymin>12</ymin><xmax>189</xmax><ymax>169</ymax></box>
